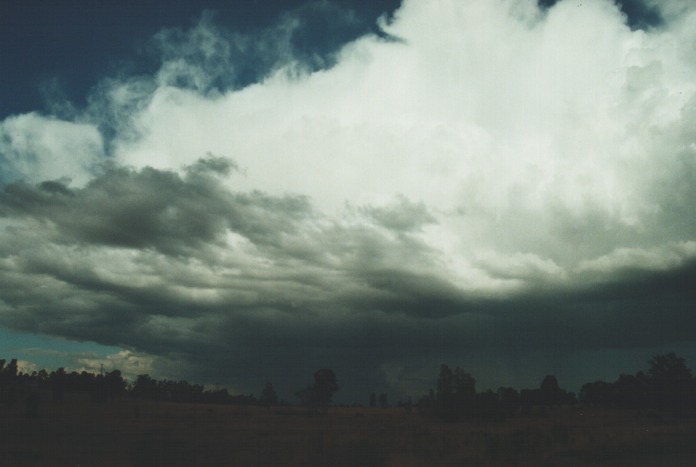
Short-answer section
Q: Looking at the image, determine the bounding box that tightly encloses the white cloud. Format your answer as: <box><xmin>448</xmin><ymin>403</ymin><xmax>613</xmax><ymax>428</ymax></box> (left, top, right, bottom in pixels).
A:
<box><xmin>476</xmin><ymin>250</ymin><xmax>567</xmax><ymax>284</ymax></box>
<box><xmin>102</xmin><ymin>2</ymin><xmax>687</xmax><ymax>252</ymax></box>
<box><xmin>577</xmin><ymin>241</ymin><xmax>696</xmax><ymax>275</ymax></box>
<box><xmin>0</xmin><ymin>113</ymin><xmax>103</xmax><ymax>185</ymax></box>
<box><xmin>1</xmin><ymin>0</ymin><xmax>694</xmax><ymax>293</ymax></box>
<box><xmin>77</xmin><ymin>350</ymin><xmax>156</xmax><ymax>381</ymax></box>
<box><xmin>17</xmin><ymin>359</ymin><xmax>38</xmax><ymax>374</ymax></box>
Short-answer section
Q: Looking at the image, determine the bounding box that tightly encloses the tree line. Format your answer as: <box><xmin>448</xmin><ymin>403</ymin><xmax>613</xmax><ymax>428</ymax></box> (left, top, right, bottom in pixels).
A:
<box><xmin>0</xmin><ymin>359</ymin><xmax>336</xmax><ymax>412</ymax></box>
<box><xmin>414</xmin><ymin>352</ymin><xmax>696</xmax><ymax>421</ymax></box>
<box><xmin>413</xmin><ymin>365</ymin><xmax>576</xmax><ymax>422</ymax></box>
<box><xmin>579</xmin><ymin>352</ymin><xmax>694</xmax><ymax>410</ymax></box>
<box><xmin>1</xmin><ymin>353</ymin><xmax>694</xmax><ymax>420</ymax></box>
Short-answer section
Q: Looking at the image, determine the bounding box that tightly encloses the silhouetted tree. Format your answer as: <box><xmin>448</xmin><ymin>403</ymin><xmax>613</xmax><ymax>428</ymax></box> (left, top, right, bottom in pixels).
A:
<box><xmin>497</xmin><ymin>387</ymin><xmax>520</xmax><ymax>415</ymax></box>
<box><xmin>435</xmin><ymin>364</ymin><xmax>476</xmax><ymax>421</ymax></box>
<box><xmin>474</xmin><ymin>389</ymin><xmax>501</xmax><ymax>420</ymax></box>
<box><xmin>580</xmin><ymin>380</ymin><xmax>615</xmax><ymax>407</ymax></box>
<box><xmin>646</xmin><ymin>352</ymin><xmax>693</xmax><ymax>409</ymax></box>
<box><xmin>203</xmin><ymin>388</ymin><xmax>233</xmax><ymax>404</ymax></box>
<box><xmin>416</xmin><ymin>389</ymin><xmax>435</xmax><ymax>412</ymax></box>
<box><xmin>50</xmin><ymin>368</ymin><xmax>66</xmax><ymax>402</ymax></box>
<box><xmin>369</xmin><ymin>392</ymin><xmax>377</xmax><ymax>407</ymax></box>
<box><xmin>104</xmin><ymin>370</ymin><xmax>127</xmax><ymax>401</ymax></box>
<box><xmin>540</xmin><ymin>375</ymin><xmax>560</xmax><ymax>393</ymax></box>
<box><xmin>296</xmin><ymin>368</ymin><xmax>339</xmax><ymax>406</ymax></box>
<box><xmin>259</xmin><ymin>382</ymin><xmax>278</xmax><ymax>406</ymax></box>
<box><xmin>314</xmin><ymin>368</ymin><xmax>339</xmax><ymax>403</ymax></box>
<box><xmin>580</xmin><ymin>353</ymin><xmax>695</xmax><ymax>410</ymax></box>
<box><xmin>614</xmin><ymin>373</ymin><xmax>647</xmax><ymax>408</ymax></box>
<box><xmin>529</xmin><ymin>375</ymin><xmax>576</xmax><ymax>406</ymax></box>
<box><xmin>5</xmin><ymin>359</ymin><xmax>17</xmax><ymax>379</ymax></box>
<box><xmin>91</xmin><ymin>374</ymin><xmax>108</xmax><ymax>403</ymax></box>
<box><xmin>1</xmin><ymin>358</ymin><xmax>19</xmax><ymax>404</ymax></box>
<box><xmin>648</xmin><ymin>352</ymin><xmax>691</xmax><ymax>381</ymax></box>
<box><xmin>131</xmin><ymin>374</ymin><xmax>159</xmax><ymax>400</ymax></box>
<box><xmin>378</xmin><ymin>393</ymin><xmax>388</xmax><ymax>408</ymax></box>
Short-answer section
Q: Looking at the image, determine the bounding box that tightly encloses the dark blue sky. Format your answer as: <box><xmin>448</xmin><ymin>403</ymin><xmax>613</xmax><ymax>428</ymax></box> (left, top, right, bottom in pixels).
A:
<box><xmin>0</xmin><ymin>0</ymin><xmax>401</xmax><ymax>118</ymax></box>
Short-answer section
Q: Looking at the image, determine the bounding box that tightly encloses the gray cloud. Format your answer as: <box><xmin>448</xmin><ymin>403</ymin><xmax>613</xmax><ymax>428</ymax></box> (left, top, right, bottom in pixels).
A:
<box><xmin>358</xmin><ymin>195</ymin><xmax>436</xmax><ymax>232</ymax></box>
<box><xmin>0</xmin><ymin>156</ymin><xmax>315</xmax><ymax>257</ymax></box>
<box><xmin>1</xmin><ymin>156</ymin><xmax>695</xmax><ymax>400</ymax></box>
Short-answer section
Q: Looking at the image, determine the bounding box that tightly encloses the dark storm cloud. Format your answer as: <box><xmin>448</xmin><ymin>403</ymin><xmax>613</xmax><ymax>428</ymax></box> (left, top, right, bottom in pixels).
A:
<box><xmin>131</xmin><ymin>258</ymin><xmax>696</xmax><ymax>398</ymax></box>
<box><xmin>0</xmin><ymin>156</ymin><xmax>313</xmax><ymax>256</ymax></box>
<box><xmin>0</xmin><ymin>159</ymin><xmax>473</xmax><ymax>395</ymax></box>
<box><xmin>2</xmin><ymin>159</ymin><xmax>696</xmax><ymax>400</ymax></box>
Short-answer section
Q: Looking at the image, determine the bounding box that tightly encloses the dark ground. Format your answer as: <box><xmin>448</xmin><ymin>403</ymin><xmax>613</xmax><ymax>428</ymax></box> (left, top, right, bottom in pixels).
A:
<box><xmin>2</xmin><ymin>394</ymin><xmax>696</xmax><ymax>466</ymax></box>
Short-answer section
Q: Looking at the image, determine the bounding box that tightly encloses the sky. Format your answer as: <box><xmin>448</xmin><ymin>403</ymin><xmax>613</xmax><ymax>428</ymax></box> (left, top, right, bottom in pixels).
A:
<box><xmin>1</xmin><ymin>0</ymin><xmax>695</xmax><ymax>403</ymax></box>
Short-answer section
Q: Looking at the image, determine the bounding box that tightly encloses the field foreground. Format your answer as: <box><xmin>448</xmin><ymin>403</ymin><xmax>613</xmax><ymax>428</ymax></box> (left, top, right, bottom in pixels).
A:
<box><xmin>2</xmin><ymin>397</ymin><xmax>696</xmax><ymax>466</ymax></box>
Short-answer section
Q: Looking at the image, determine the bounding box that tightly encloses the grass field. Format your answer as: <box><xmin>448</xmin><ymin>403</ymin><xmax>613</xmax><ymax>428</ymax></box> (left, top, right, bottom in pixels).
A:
<box><xmin>2</xmin><ymin>395</ymin><xmax>696</xmax><ymax>466</ymax></box>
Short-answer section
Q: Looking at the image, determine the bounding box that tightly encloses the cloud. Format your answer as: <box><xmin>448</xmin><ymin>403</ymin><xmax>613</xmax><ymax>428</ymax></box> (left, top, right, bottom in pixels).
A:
<box><xmin>357</xmin><ymin>195</ymin><xmax>436</xmax><ymax>232</ymax></box>
<box><xmin>577</xmin><ymin>241</ymin><xmax>696</xmax><ymax>276</ymax></box>
<box><xmin>0</xmin><ymin>113</ymin><xmax>103</xmax><ymax>185</ymax></box>
<box><xmin>1</xmin><ymin>0</ymin><xmax>696</xmax><ymax>399</ymax></box>
<box><xmin>475</xmin><ymin>251</ymin><xmax>567</xmax><ymax>285</ymax></box>
<box><xmin>12</xmin><ymin>347</ymin><xmax>156</xmax><ymax>382</ymax></box>
<box><xmin>76</xmin><ymin>350</ymin><xmax>157</xmax><ymax>381</ymax></box>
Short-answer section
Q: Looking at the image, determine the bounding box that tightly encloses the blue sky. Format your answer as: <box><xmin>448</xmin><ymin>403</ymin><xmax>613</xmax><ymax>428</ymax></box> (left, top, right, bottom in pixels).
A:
<box><xmin>1</xmin><ymin>0</ymin><xmax>696</xmax><ymax>403</ymax></box>
<box><xmin>0</xmin><ymin>0</ymin><xmax>400</xmax><ymax>118</ymax></box>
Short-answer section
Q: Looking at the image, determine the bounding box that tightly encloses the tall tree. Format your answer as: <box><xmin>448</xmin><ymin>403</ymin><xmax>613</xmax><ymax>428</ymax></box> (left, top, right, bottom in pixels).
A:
<box><xmin>296</xmin><ymin>368</ymin><xmax>339</xmax><ymax>406</ymax></box>
<box><xmin>646</xmin><ymin>352</ymin><xmax>693</xmax><ymax>409</ymax></box>
<box><xmin>259</xmin><ymin>382</ymin><xmax>278</xmax><ymax>406</ymax></box>
<box><xmin>435</xmin><ymin>364</ymin><xmax>476</xmax><ymax>421</ymax></box>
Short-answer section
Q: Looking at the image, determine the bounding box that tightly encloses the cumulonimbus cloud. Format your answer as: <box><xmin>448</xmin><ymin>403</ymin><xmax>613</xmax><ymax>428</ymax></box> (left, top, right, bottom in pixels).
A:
<box><xmin>1</xmin><ymin>0</ymin><xmax>696</xmax><ymax>399</ymax></box>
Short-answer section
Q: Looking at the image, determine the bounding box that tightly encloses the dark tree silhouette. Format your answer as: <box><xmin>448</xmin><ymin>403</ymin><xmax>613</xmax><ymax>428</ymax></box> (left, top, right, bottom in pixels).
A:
<box><xmin>646</xmin><ymin>352</ymin><xmax>693</xmax><ymax>409</ymax></box>
<box><xmin>0</xmin><ymin>358</ymin><xmax>18</xmax><ymax>404</ymax></box>
<box><xmin>580</xmin><ymin>380</ymin><xmax>616</xmax><ymax>407</ymax></box>
<box><xmin>539</xmin><ymin>375</ymin><xmax>575</xmax><ymax>406</ymax></box>
<box><xmin>296</xmin><ymin>368</ymin><xmax>339</xmax><ymax>406</ymax></box>
<box><xmin>497</xmin><ymin>387</ymin><xmax>520</xmax><ymax>415</ymax></box>
<box><xmin>50</xmin><ymin>368</ymin><xmax>66</xmax><ymax>402</ymax></box>
<box><xmin>259</xmin><ymin>382</ymin><xmax>278</xmax><ymax>406</ymax></box>
<box><xmin>580</xmin><ymin>353</ymin><xmax>695</xmax><ymax>410</ymax></box>
<box><xmin>614</xmin><ymin>373</ymin><xmax>648</xmax><ymax>408</ymax></box>
<box><xmin>104</xmin><ymin>370</ymin><xmax>127</xmax><ymax>401</ymax></box>
<box><xmin>648</xmin><ymin>352</ymin><xmax>691</xmax><ymax>381</ymax></box>
<box><xmin>435</xmin><ymin>364</ymin><xmax>476</xmax><ymax>421</ymax></box>
<box><xmin>131</xmin><ymin>374</ymin><xmax>160</xmax><ymax>400</ymax></box>
<box><xmin>519</xmin><ymin>375</ymin><xmax>575</xmax><ymax>407</ymax></box>
<box><xmin>369</xmin><ymin>392</ymin><xmax>377</xmax><ymax>407</ymax></box>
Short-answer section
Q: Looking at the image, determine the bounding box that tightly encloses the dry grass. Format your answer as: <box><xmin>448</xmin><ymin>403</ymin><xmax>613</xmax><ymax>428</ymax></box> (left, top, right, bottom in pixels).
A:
<box><xmin>1</xmin><ymin>395</ymin><xmax>695</xmax><ymax>466</ymax></box>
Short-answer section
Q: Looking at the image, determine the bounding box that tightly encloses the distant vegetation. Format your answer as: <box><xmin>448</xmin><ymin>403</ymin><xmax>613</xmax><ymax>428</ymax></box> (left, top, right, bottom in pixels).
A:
<box><xmin>580</xmin><ymin>352</ymin><xmax>694</xmax><ymax>410</ymax></box>
<box><xmin>413</xmin><ymin>352</ymin><xmax>695</xmax><ymax>422</ymax></box>
<box><xmin>3</xmin><ymin>354</ymin><xmax>696</xmax><ymax>465</ymax></box>
<box><xmin>1</xmin><ymin>352</ymin><xmax>695</xmax><ymax>419</ymax></box>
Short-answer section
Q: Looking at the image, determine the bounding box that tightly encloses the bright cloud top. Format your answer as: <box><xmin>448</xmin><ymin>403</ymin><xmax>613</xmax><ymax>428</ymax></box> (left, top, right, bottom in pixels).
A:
<box><xmin>113</xmin><ymin>0</ymin><xmax>696</xmax><ymax>267</ymax></box>
<box><xmin>1</xmin><ymin>0</ymin><xmax>696</xmax><ymax>397</ymax></box>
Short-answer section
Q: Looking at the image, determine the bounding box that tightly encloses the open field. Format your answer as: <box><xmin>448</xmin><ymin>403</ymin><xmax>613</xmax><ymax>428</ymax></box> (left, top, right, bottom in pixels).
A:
<box><xmin>1</xmin><ymin>396</ymin><xmax>696</xmax><ymax>466</ymax></box>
